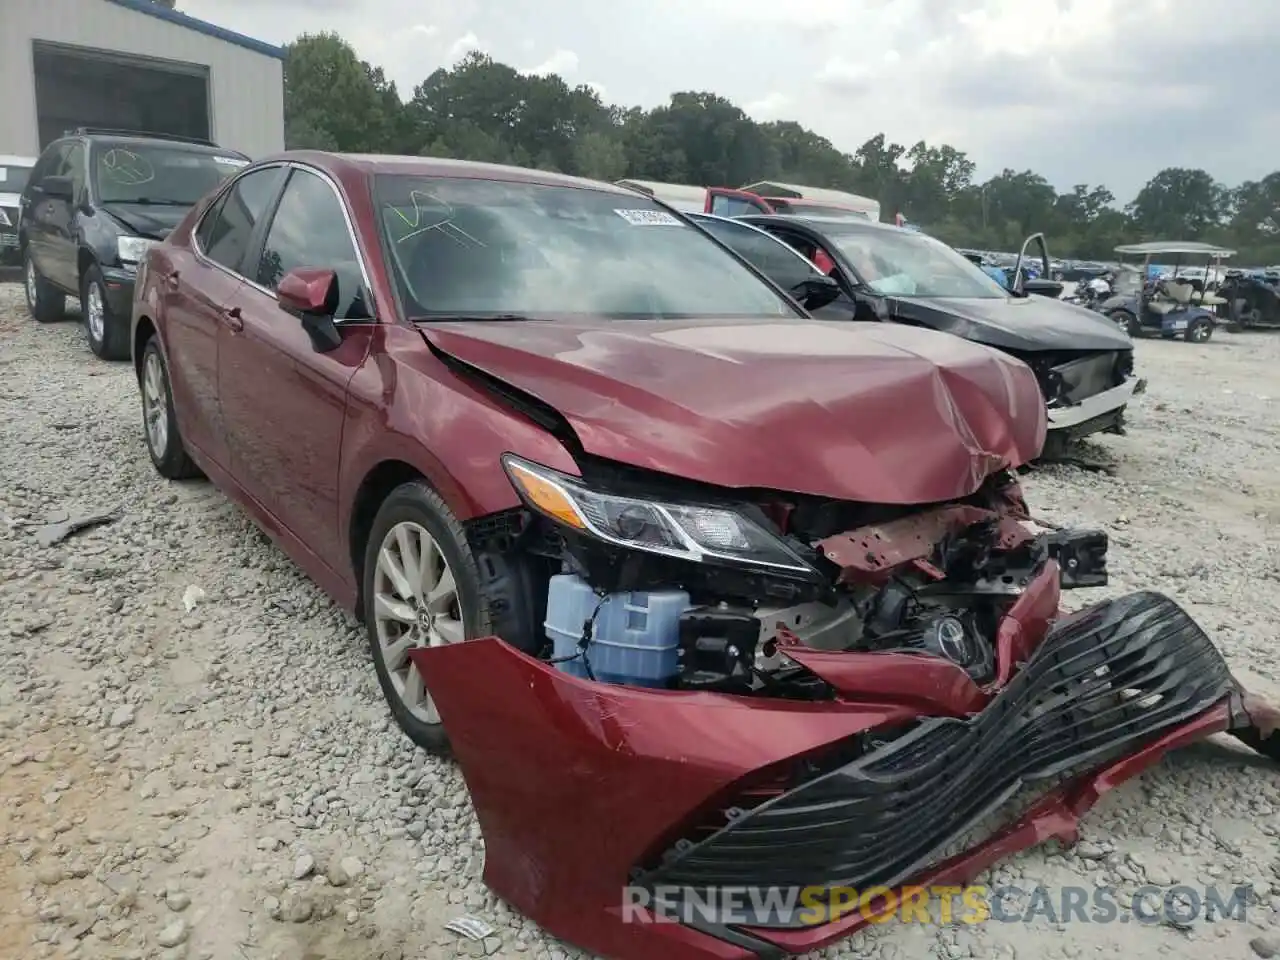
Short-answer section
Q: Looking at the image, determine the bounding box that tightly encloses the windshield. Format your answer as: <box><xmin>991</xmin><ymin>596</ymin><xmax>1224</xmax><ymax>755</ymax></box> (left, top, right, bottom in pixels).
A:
<box><xmin>1112</xmin><ymin>266</ymin><xmax>1143</xmax><ymax>295</ymax></box>
<box><xmin>93</xmin><ymin>144</ymin><xmax>249</xmax><ymax>205</ymax></box>
<box><xmin>374</xmin><ymin>175</ymin><xmax>801</xmax><ymax>320</ymax></box>
<box><xmin>824</xmin><ymin>225</ymin><xmax>1010</xmax><ymax>298</ymax></box>
<box><xmin>1</xmin><ymin>164</ymin><xmax>32</xmax><ymax>193</ymax></box>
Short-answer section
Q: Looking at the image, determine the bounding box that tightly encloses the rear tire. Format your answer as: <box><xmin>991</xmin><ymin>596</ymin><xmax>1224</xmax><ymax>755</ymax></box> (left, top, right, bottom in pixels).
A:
<box><xmin>82</xmin><ymin>264</ymin><xmax>129</xmax><ymax>360</ymax></box>
<box><xmin>139</xmin><ymin>336</ymin><xmax>201</xmax><ymax>480</ymax></box>
<box><xmin>23</xmin><ymin>250</ymin><xmax>66</xmax><ymax>323</ymax></box>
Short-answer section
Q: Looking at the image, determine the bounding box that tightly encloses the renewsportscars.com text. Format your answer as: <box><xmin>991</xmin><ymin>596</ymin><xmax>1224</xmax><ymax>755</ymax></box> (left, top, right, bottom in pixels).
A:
<box><xmin>622</xmin><ymin>883</ymin><xmax>1251</xmax><ymax>927</ymax></box>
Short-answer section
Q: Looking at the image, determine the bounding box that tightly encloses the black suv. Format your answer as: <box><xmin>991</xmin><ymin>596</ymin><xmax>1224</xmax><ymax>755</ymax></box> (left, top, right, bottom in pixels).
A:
<box><xmin>19</xmin><ymin>129</ymin><xmax>249</xmax><ymax>359</ymax></box>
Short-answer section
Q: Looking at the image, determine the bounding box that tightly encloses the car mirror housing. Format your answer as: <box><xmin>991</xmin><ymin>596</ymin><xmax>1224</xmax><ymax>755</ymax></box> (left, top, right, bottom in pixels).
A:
<box><xmin>791</xmin><ymin>275</ymin><xmax>842</xmax><ymax>311</ymax></box>
<box><xmin>39</xmin><ymin>175</ymin><xmax>75</xmax><ymax>201</ymax></box>
<box><xmin>278</xmin><ymin>267</ymin><xmax>342</xmax><ymax>353</ymax></box>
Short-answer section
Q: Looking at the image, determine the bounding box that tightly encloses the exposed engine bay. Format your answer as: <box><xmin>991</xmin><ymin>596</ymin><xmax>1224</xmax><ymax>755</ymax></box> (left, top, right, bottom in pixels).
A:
<box><xmin>466</xmin><ymin>453</ymin><xmax>1108</xmax><ymax>697</ymax></box>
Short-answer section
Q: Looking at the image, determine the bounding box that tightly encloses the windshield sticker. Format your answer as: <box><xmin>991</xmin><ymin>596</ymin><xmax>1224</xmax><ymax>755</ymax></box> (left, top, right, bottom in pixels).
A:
<box><xmin>100</xmin><ymin>149</ymin><xmax>154</xmax><ymax>185</ymax></box>
<box><xmin>614</xmin><ymin>208</ymin><xmax>681</xmax><ymax>226</ymax></box>
<box><xmin>213</xmin><ymin>156</ymin><xmax>249</xmax><ymax>167</ymax></box>
<box><xmin>0</xmin><ymin>169</ymin><xmax>6</xmax><ymax>183</ymax></box>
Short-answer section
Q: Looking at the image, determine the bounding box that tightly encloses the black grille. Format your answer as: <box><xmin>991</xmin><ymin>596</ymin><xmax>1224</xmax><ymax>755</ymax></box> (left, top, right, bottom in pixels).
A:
<box><xmin>642</xmin><ymin>591</ymin><xmax>1234</xmax><ymax>919</ymax></box>
<box><xmin>1054</xmin><ymin>352</ymin><xmax>1119</xmax><ymax>402</ymax></box>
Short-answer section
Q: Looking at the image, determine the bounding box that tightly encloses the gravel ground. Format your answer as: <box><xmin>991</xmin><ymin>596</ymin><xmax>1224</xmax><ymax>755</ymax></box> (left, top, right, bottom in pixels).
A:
<box><xmin>2</xmin><ymin>282</ymin><xmax>1280</xmax><ymax>960</ymax></box>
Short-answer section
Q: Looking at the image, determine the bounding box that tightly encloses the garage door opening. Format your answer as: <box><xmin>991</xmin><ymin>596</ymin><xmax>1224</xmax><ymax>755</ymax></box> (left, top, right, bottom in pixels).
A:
<box><xmin>32</xmin><ymin>41</ymin><xmax>211</xmax><ymax>149</ymax></box>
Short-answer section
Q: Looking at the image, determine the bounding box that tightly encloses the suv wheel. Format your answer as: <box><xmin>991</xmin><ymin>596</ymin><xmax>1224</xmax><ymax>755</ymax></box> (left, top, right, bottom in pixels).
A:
<box><xmin>82</xmin><ymin>265</ymin><xmax>128</xmax><ymax>360</ymax></box>
<box><xmin>24</xmin><ymin>251</ymin><xmax>66</xmax><ymax>323</ymax></box>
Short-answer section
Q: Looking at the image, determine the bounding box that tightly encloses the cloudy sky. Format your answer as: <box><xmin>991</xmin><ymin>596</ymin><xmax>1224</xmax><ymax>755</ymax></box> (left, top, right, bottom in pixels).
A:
<box><xmin>180</xmin><ymin>0</ymin><xmax>1279</xmax><ymax>201</ymax></box>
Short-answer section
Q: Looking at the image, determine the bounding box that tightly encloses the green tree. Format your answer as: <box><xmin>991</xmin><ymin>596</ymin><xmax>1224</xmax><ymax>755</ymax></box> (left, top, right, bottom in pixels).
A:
<box><xmin>283</xmin><ymin>34</ymin><xmax>391</xmax><ymax>152</ymax></box>
<box><xmin>1126</xmin><ymin>167</ymin><xmax>1226</xmax><ymax>239</ymax></box>
<box><xmin>278</xmin><ymin>36</ymin><xmax>1280</xmax><ymax>263</ymax></box>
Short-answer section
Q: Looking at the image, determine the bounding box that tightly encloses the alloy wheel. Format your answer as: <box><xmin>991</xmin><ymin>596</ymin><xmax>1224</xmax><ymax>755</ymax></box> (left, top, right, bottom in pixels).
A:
<box><xmin>142</xmin><ymin>350</ymin><xmax>169</xmax><ymax>456</ymax></box>
<box><xmin>372</xmin><ymin>521</ymin><xmax>465</xmax><ymax>724</ymax></box>
<box><xmin>86</xmin><ymin>281</ymin><xmax>105</xmax><ymax>343</ymax></box>
<box><xmin>25</xmin><ymin>259</ymin><xmax>36</xmax><ymax>308</ymax></box>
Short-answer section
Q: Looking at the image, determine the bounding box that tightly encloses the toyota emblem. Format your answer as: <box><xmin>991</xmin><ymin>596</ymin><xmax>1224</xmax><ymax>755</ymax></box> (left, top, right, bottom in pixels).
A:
<box><xmin>934</xmin><ymin>617</ymin><xmax>972</xmax><ymax>664</ymax></box>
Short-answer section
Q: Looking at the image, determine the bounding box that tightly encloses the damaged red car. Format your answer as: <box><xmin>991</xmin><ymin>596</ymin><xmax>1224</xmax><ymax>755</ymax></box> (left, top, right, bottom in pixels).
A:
<box><xmin>129</xmin><ymin>153</ymin><xmax>1280</xmax><ymax>960</ymax></box>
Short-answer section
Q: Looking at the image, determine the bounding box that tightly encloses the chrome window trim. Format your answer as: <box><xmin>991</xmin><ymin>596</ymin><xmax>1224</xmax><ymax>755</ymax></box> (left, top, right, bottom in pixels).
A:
<box><xmin>191</xmin><ymin>160</ymin><xmax>378</xmax><ymax>323</ymax></box>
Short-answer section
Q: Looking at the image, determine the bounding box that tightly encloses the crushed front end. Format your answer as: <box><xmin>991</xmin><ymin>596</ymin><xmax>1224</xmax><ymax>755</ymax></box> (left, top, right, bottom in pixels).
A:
<box><xmin>1020</xmin><ymin>348</ymin><xmax>1146</xmax><ymax>451</ymax></box>
<box><xmin>409</xmin><ymin>456</ymin><xmax>1275</xmax><ymax>960</ymax></box>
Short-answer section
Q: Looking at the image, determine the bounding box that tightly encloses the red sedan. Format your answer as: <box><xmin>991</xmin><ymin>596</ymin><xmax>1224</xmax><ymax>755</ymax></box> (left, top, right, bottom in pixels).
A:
<box><xmin>130</xmin><ymin>152</ymin><xmax>1279</xmax><ymax>960</ymax></box>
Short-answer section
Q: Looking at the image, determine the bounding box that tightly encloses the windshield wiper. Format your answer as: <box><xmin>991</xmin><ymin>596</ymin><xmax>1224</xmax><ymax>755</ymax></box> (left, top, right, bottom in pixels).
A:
<box><xmin>416</xmin><ymin>313</ymin><xmax>549</xmax><ymax>322</ymax></box>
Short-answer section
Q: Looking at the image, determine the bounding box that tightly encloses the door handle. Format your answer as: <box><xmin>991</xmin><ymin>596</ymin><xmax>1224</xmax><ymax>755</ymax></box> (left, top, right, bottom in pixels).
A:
<box><xmin>221</xmin><ymin>306</ymin><xmax>244</xmax><ymax>332</ymax></box>
<box><xmin>164</xmin><ymin>270</ymin><xmax>180</xmax><ymax>289</ymax></box>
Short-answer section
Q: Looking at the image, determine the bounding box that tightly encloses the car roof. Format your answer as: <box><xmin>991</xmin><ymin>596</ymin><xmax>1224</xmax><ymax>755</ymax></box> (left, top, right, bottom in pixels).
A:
<box><xmin>55</xmin><ymin>134</ymin><xmax>243</xmax><ymax>156</ymax></box>
<box><xmin>1114</xmin><ymin>240</ymin><xmax>1236</xmax><ymax>257</ymax></box>
<box><xmin>739</xmin><ymin>213</ymin><xmax>906</xmax><ymax>235</ymax></box>
<box><xmin>278</xmin><ymin>151</ymin><xmax>639</xmax><ymax>195</ymax></box>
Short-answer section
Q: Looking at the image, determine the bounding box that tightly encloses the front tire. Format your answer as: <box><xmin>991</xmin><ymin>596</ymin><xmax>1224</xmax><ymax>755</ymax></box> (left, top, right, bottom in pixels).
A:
<box><xmin>82</xmin><ymin>265</ymin><xmax>129</xmax><ymax>360</ymax></box>
<box><xmin>23</xmin><ymin>250</ymin><xmax>66</xmax><ymax>323</ymax></box>
<box><xmin>1109</xmin><ymin>309</ymin><xmax>1139</xmax><ymax>337</ymax></box>
<box><xmin>363</xmin><ymin>481</ymin><xmax>490</xmax><ymax>754</ymax></box>
<box><xmin>1185</xmin><ymin>317</ymin><xmax>1213</xmax><ymax>343</ymax></box>
<box><xmin>139</xmin><ymin>336</ymin><xmax>200</xmax><ymax>479</ymax></box>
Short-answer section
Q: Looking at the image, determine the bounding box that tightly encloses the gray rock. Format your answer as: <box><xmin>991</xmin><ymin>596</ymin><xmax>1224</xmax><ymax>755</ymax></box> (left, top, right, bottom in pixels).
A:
<box><xmin>293</xmin><ymin>853</ymin><xmax>316</xmax><ymax>879</ymax></box>
<box><xmin>156</xmin><ymin>919</ymin><xmax>189</xmax><ymax>948</ymax></box>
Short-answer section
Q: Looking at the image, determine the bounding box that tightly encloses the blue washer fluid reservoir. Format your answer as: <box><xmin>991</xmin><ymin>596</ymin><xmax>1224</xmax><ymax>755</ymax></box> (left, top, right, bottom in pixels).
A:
<box><xmin>543</xmin><ymin>574</ymin><xmax>690</xmax><ymax>687</ymax></box>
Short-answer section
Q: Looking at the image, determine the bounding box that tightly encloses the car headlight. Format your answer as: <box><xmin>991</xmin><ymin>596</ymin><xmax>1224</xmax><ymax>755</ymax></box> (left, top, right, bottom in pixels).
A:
<box><xmin>117</xmin><ymin>236</ymin><xmax>157</xmax><ymax>264</ymax></box>
<box><xmin>502</xmin><ymin>454</ymin><xmax>817</xmax><ymax>576</ymax></box>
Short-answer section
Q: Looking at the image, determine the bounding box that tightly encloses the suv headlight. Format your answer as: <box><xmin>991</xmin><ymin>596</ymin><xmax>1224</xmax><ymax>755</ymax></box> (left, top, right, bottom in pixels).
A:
<box><xmin>502</xmin><ymin>455</ymin><xmax>817</xmax><ymax>576</ymax></box>
<box><xmin>117</xmin><ymin>236</ymin><xmax>157</xmax><ymax>264</ymax></box>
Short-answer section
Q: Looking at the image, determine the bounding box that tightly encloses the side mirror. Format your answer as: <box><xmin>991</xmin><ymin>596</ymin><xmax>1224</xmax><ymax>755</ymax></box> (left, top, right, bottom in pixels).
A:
<box><xmin>39</xmin><ymin>175</ymin><xmax>75</xmax><ymax>201</ymax></box>
<box><xmin>278</xmin><ymin>267</ymin><xmax>342</xmax><ymax>353</ymax></box>
<box><xmin>1022</xmin><ymin>279</ymin><xmax>1065</xmax><ymax>299</ymax></box>
<box><xmin>790</xmin><ymin>274</ymin><xmax>841</xmax><ymax>311</ymax></box>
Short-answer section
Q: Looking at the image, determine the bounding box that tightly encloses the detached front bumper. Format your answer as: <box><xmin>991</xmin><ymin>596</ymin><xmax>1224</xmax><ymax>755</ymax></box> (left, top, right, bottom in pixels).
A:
<box><xmin>410</xmin><ymin>589</ymin><xmax>1276</xmax><ymax>960</ymax></box>
<box><xmin>1046</xmin><ymin>376</ymin><xmax>1144</xmax><ymax>436</ymax></box>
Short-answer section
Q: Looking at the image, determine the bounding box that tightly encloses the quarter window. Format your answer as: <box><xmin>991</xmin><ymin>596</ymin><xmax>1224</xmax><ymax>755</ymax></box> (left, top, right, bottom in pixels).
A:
<box><xmin>256</xmin><ymin>169</ymin><xmax>369</xmax><ymax>320</ymax></box>
<box><xmin>198</xmin><ymin>167</ymin><xmax>283</xmax><ymax>273</ymax></box>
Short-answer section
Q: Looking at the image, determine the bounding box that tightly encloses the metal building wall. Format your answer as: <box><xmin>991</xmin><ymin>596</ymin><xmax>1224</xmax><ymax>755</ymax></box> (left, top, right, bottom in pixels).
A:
<box><xmin>0</xmin><ymin>0</ymin><xmax>284</xmax><ymax>160</ymax></box>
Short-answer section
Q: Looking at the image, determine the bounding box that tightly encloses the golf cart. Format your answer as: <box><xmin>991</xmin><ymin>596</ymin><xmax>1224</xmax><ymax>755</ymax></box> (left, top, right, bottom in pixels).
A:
<box><xmin>1100</xmin><ymin>241</ymin><xmax>1233</xmax><ymax>342</ymax></box>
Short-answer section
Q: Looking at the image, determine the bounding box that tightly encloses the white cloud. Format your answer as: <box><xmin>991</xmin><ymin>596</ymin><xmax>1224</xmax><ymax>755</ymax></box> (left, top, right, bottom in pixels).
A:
<box><xmin>175</xmin><ymin>0</ymin><xmax>1280</xmax><ymax>200</ymax></box>
<box><xmin>522</xmin><ymin>48</ymin><xmax>579</xmax><ymax>77</ymax></box>
<box><xmin>745</xmin><ymin>92</ymin><xmax>790</xmax><ymax>120</ymax></box>
<box><xmin>446</xmin><ymin>31</ymin><xmax>484</xmax><ymax>62</ymax></box>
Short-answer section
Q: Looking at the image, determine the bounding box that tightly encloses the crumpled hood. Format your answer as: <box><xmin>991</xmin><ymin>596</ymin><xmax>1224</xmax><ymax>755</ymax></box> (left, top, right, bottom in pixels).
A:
<box><xmin>888</xmin><ymin>294</ymin><xmax>1133</xmax><ymax>352</ymax></box>
<box><xmin>101</xmin><ymin>202</ymin><xmax>191</xmax><ymax>239</ymax></box>
<box><xmin>422</xmin><ymin>319</ymin><xmax>1046</xmax><ymax>505</ymax></box>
